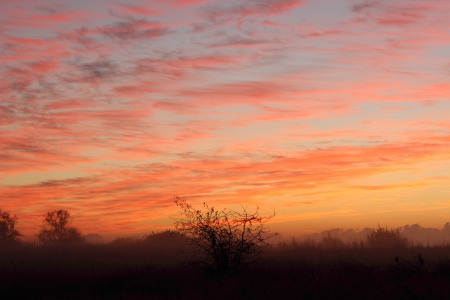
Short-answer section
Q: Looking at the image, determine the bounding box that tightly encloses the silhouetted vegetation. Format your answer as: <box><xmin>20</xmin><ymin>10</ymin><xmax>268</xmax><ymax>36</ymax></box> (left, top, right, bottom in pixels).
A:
<box><xmin>1</xmin><ymin>231</ymin><xmax>450</xmax><ymax>299</ymax></box>
<box><xmin>320</xmin><ymin>232</ymin><xmax>346</xmax><ymax>248</ymax></box>
<box><xmin>37</xmin><ymin>210</ymin><xmax>84</xmax><ymax>244</ymax></box>
<box><xmin>2</xmin><ymin>207</ymin><xmax>450</xmax><ymax>299</ymax></box>
<box><xmin>0</xmin><ymin>209</ymin><xmax>22</xmax><ymax>243</ymax></box>
<box><xmin>145</xmin><ymin>229</ymin><xmax>187</xmax><ymax>246</ymax></box>
<box><xmin>173</xmin><ymin>195</ymin><xmax>276</xmax><ymax>274</ymax></box>
<box><xmin>366</xmin><ymin>224</ymin><xmax>410</xmax><ymax>248</ymax></box>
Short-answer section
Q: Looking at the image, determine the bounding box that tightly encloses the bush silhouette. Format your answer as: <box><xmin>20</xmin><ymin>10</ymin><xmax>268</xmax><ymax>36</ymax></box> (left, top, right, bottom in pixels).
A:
<box><xmin>145</xmin><ymin>230</ymin><xmax>187</xmax><ymax>246</ymax></box>
<box><xmin>37</xmin><ymin>210</ymin><xmax>84</xmax><ymax>244</ymax></box>
<box><xmin>0</xmin><ymin>209</ymin><xmax>22</xmax><ymax>243</ymax></box>
<box><xmin>110</xmin><ymin>236</ymin><xmax>138</xmax><ymax>246</ymax></box>
<box><xmin>366</xmin><ymin>225</ymin><xmax>410</xmax><ymax>248</ymax></box>
<box><xmin>172</xmin><ymin>195</ymin><xmax>276</xmax><ymax>274</ymax></box>
<box><xmin>320</xmin><ymin>232</ymin><xmax>345</xmax><ymax>249</ymax></box>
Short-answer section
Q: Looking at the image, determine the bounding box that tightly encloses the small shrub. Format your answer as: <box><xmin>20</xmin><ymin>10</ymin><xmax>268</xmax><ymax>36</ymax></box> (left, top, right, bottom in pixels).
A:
<box><xmin>320</xmin><ymin>232</ymin><xmax>345</xmax><ymax>249</ymax></box>
<box><xmin>366</xmin><ymin>225</ymin><xmax>410</xmax><ymax>248</ymax></box>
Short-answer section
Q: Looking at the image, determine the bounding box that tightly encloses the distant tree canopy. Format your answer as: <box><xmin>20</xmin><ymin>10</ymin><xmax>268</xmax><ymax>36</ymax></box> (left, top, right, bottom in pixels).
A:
<box><xmin>0</xmin><ymin>209</ymin><xmax>22</xmax><ymax>243</ymax></box>
<box><xmin>366</xmin><ymin>225</ymin><xmax>410</xmax><ymax>248</ymax></box>
<box><xmin>110</xmin><ymin>230</ymin><xmax>187</xmax><ymax>246</ymax></box>
<box><xmin>38</xmin><ymin>210</ymin><xmax>84</xmax><ymax>244</ymax></box>
<box><xmin>110</xmin><ymin>236</ymin><xmax>138</xmax><ymax>246</ymax></box>
<box><xmin>320</xmin><ymin>232</ymin><xmax>346</xmax><ymax>249</ymax></box>
<box><xmin>145</xmin><ymin>230</ymin><xmax>187</xmax><ymax>246</ymax></box>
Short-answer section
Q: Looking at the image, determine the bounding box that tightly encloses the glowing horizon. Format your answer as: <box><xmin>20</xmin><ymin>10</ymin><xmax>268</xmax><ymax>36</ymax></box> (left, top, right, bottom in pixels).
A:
<box><xmin>1</xmin><ymin>0</ymin><xmax>450</xmax><ymax>240</ymax></box>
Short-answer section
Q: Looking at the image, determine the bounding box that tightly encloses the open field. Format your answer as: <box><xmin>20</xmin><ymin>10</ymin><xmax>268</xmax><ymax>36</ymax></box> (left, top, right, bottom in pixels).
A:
<box><xmin>1</xmin><ymin>236</ymin><xmax>450</xmax><ymax>299</ymax></box>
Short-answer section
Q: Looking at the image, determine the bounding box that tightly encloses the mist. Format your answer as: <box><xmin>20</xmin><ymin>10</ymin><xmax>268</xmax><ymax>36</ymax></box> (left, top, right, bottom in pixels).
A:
<box><xmin>291</xmin><ymin>222</ymin><xmax>450</xmax><ymax>245</ymax></box>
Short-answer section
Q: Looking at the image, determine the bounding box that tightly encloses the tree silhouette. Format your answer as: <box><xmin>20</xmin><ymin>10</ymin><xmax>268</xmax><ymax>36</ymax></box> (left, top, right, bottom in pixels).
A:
<box><xmin>38</xmin><ymin>210</ymin><xmax>84</xmax><ymax>244</ymax></box>
<box><xmin>0</xmin><ymin>209</ymin><xmax>22</xmax><ymax>243</ymax></box>
<box><xmin>366</xmin><ymin>225</ymin><xmax>410</xmax><ymax>248</ymax></box>
<box><xmin>172</xmin><ymin>195</ymin><xmax>276</xmax><ymax>274</ymax></box>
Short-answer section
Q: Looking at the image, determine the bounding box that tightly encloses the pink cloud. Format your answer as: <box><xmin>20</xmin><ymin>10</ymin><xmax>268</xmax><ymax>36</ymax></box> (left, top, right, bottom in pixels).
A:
<box><xmin>200</xmin><ymin>0</ymin><xmax>305</xmax><ymax>24</ymax></box>
<box><xmin>202</xmin><ymin>34</ymin><xmax>279</xmax><ymax>47</ymax></box>
<box><xmin>167</xmin><ymin>0</ymin><xmax>211</xmax><ymax>7</ymax></box>
<box><xmin>351</xmin><ymin>1</ymin><xmax>445</xmax><ymax>27</ymax></box>
<box><xmin>109</xmin><ymin>2</ymin><xmax>160</xmax><ymax>16</ymax></box>
<box><xmin>26</xmin><ymin>59</ymin><xmax>59</xmax><ymax>73</ymax></box>
<box><xmin>178</xmin><ymin>80</ymin><xmax>297</xmax><ymax>104</ymax></box>
<box><xmin>98</xmin><ymin>22</ymin><xmax>170</xmax><ymax>40</ymax></box>
<box><xmin>353</xmin><ymin>1</ymin><xmax>430</xmax><ymax>26</ymax></box>
<box><xmin>1</xmin><ymin>5</ymin><xmax>95</xmax><ymax>30</ymax></box>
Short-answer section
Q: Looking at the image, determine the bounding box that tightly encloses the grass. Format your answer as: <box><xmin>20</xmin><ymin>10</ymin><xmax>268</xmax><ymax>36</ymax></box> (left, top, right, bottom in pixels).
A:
<box><xmin>1</xmin><ymin>235</ymin><xmax>450</xmax><ymax>299</ymax></box>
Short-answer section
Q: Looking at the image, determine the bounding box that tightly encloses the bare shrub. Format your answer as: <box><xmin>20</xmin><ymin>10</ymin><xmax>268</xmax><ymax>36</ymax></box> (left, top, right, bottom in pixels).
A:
<box><xmin>37</xmin><ymin>210</ymin><xmax>84</xmax><ymax>244</ymax></box>
<box><xmin>172</xmin><ymin>195</ymin><xmax>276</xmax><ymax>274</ymax></box>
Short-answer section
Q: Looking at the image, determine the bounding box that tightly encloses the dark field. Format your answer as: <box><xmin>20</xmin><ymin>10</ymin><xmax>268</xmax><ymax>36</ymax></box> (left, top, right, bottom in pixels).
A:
<box><xmin>1</xmin><ymin>236</ymin><xmax>450</xmax><ymax>299</ymax></box>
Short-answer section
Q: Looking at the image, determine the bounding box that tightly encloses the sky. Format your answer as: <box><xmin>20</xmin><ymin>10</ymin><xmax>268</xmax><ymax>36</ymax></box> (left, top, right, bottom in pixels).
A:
<box><xmin>1</xmin><ymin>0</ymin><xmax>450</xmax><ymax>240</ymax></box>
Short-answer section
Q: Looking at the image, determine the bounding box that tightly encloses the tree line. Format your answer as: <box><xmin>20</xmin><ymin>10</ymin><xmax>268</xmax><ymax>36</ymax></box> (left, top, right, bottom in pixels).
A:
<box><xmin>0</xmin><ymin>208</ymin><xmax>83</xmax><ymax>244</ymax></box>
<box><xmin>1</xmin><ymin>196</ymin><xmax>414</xmax><ymax>274</ymax></box>
<box><xmin>1</xmin><ymin>197</ymin><xmax>277</xmax><ymax>274</ymax></box>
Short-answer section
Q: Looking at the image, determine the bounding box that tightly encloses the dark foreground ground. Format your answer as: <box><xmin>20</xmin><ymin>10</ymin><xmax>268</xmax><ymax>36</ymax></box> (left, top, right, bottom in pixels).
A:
<box><xmin>1</xmin><ymin>240</ymin><xmax>450</xmax><ymax>299</ymax></box>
